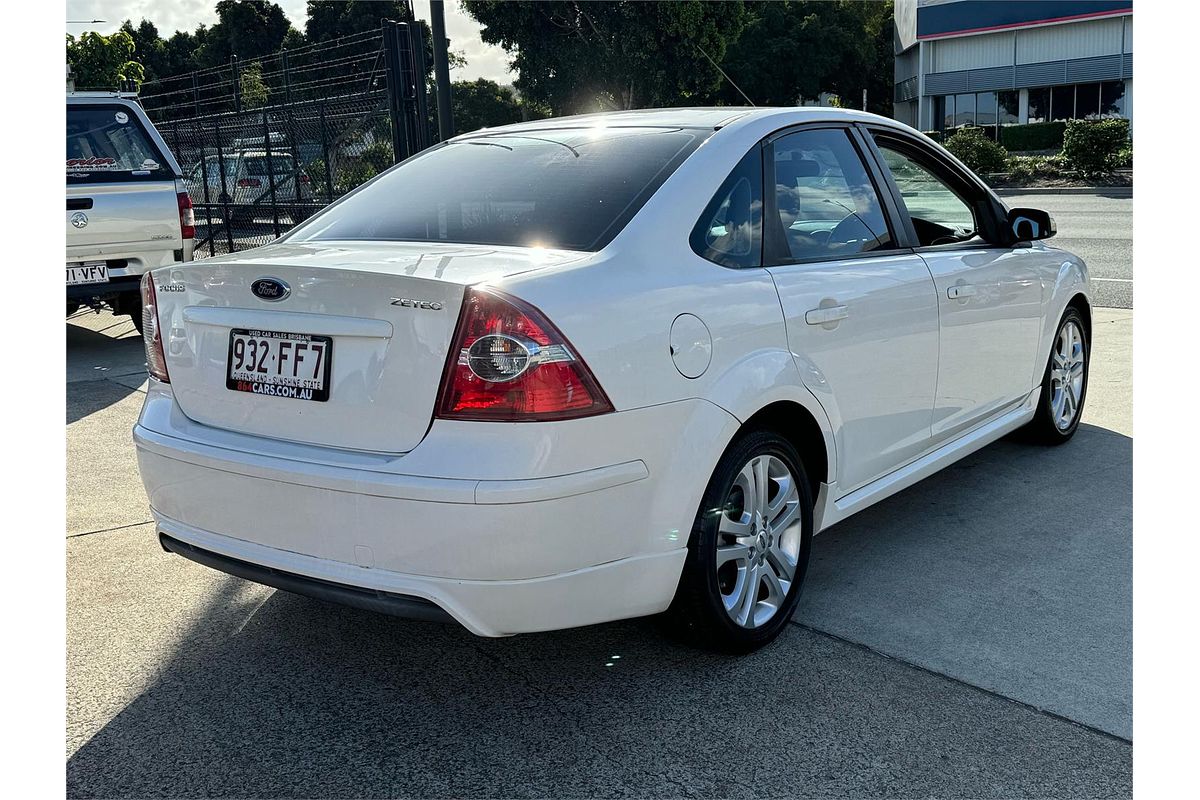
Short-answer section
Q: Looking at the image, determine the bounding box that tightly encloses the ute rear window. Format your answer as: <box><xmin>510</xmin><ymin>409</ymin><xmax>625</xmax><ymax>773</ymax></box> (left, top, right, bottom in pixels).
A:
<box><xmin>67</xmin><ymin>104</ymin><xmax>172</xmax><ymax>183</ymax></box>
<box><xmin>289</xmin><ymin>127</ymin><xmax>711</xmax><ymax>252</ymax></box>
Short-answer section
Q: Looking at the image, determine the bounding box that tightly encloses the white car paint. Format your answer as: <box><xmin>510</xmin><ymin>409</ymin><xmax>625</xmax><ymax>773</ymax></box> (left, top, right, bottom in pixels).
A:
<box><xmin>134</xmin><ymin>107</ymin><xmax>1089</xmax><ymax>636</ymax></box>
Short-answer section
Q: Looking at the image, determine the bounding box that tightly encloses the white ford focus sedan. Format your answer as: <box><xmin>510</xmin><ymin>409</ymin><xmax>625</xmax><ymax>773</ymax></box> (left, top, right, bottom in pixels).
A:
<box><xmin>134</xmin><ymin>107</ymin><xmax>1089</xmax><ymax>652</ymax></box>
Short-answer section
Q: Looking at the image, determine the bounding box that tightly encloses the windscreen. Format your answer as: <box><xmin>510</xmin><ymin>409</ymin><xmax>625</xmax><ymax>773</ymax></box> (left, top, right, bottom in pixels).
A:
<box><xmin>67</xmin><ymin>104</ymin><xmax>172</xmax><ymax>183</ymax></box>
<box><xmin>290</xmin><ymin>127</ymin><xmax>710</xmax><ymax>251</ymax></box>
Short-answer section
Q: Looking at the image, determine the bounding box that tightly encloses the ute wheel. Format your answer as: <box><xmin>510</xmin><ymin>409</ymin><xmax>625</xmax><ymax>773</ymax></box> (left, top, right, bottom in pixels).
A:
<box><xmin>126</xmin><ymin>294</ymin><xmax>144</xmax><ymax>336</ymax></box>
<box><xmin>665</xmin><ymin>429</ymin><xmax>814</xmax><ymax>653</ymax></box>
<box><xmin>67</xmin><ymin>300</ymin><xmax>80</xmax><ymax>316</ymax></box>
<box><xmin>1023</xmin><ymin>307</ymin><xmax>1089</xmax><ymax>445</ymax></box>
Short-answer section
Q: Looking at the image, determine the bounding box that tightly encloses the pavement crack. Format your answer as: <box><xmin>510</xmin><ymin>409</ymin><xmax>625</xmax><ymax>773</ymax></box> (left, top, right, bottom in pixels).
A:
<box><xmin>67</xmin><ymin>520</ymin><xmax>154</xmax><ymax>539</ymax></box>
<box><xmin>789</xmin><ymin>620</ymin><xmax>1132</xmax><ymax>745</ymax></box>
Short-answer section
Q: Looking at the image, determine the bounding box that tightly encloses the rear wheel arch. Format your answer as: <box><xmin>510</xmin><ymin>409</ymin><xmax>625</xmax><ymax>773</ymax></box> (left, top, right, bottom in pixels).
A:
<box><xmin>738</xmin><ymin>401</ymin><xmax>829</xmax><ymax>504</ymax></box>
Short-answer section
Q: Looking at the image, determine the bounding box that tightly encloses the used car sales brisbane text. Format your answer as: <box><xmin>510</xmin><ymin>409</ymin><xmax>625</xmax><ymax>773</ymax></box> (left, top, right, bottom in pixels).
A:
<box><xmin>134</xmin><ymin>108</ymin><xmax>1088</xmax><ymax>652</ymax></box>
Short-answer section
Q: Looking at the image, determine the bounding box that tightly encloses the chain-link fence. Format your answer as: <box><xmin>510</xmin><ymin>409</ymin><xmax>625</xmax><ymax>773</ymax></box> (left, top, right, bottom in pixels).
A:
<box><xmin>138</xmin><ymin>24</ymin><xmax>428</xmax><ymax>257</ymax></box>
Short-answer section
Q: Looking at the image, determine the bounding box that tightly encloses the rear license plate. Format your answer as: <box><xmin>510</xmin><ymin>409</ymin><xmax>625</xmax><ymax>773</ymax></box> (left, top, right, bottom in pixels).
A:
<box><xmin>66</xmin><ymin>262</ymin><xmax>109</xmax><ymax>285</ymax></box>
<box><xmin>226</xmin><ymin>329</ymin><xmax>332</xmax><ymax>402</ymax></box>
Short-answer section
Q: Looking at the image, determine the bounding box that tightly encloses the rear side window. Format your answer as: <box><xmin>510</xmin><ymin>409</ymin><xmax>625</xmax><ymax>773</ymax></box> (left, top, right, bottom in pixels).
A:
<box><xmin>290</xmin><ymin>127</ymin><xmax>710</xmax><ymax>252</ymax></box>
<box><xmin>767</xmin><ymin>128</ymin><xmax>893</xmax><ymax>263</ymax></box>
<box><xmin>67</xmin><ymin>104</ymin><xmax>172</xmax><ymax>184</ymax></box>
<box><xmin>243</xmin><ymin>156</ymin><xmax>296</xmax><ymax>176</ymax></box>
<box><xmin>690</xmin><ymin>147</ymin><xmax>763</xmax><ymax>268</ymax></box>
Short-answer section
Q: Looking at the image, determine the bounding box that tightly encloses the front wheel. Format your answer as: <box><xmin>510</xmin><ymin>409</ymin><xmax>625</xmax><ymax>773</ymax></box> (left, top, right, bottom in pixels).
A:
<box><xmin>1023</xmin><ymin>307</ymin><xmax>1089</xmax><ymax>444</ymax></box>
<box><xmin>666</xmin><ymin>430</ymin><xmax>814</xmax><ymax>653</ymax></box>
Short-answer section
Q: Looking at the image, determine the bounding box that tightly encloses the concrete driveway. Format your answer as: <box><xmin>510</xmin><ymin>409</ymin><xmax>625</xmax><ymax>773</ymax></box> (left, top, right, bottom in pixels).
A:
<box><xmin>65</xmin><ymin>298</ymin><xmax>1132</xmax><ymax>797</ymax></box>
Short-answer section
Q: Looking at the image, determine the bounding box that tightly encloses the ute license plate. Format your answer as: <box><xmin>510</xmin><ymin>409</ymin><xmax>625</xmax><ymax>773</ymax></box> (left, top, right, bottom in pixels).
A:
<box><xmin>226</xmin><ymin>328</ymin><xmax>332</xmax><ymax>402</ymax></box>
<box><xmin>66</xmin><ymin>262</ymin><xmax>109</xmax><ymax>285</ymax></box>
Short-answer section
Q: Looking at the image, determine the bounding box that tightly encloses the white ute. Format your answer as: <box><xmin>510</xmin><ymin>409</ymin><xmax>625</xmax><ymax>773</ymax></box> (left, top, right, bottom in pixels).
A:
<box><xmin>67</xmin><ymin>92</ymin><xmax>194</xmax><ymax>331</ymax></box>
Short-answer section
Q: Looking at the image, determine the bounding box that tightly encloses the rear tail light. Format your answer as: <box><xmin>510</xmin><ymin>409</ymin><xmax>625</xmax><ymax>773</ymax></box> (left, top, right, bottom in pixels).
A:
<box><xmin>140</xmin><ymin>274</ymin><xmax>170</xmax><ymax>383</ymax></box>
<box><xmin>436</xmin><ymin>288</ymin><xmax>613</xmax><ymax>421</ymax></box>
<box><xmin>237</xmin><ymin>178</ymin><xmax>262</xmax><ymax>188</ymax></box>
<box><xmin>177</xmin><ymin>191</ymin><xmax>195</xmax><ymax>239</ymax></box>
<box><xmin>299</xmin><ymin>174</ymin><xmax>310</xmax><ymax>184</ymax></box>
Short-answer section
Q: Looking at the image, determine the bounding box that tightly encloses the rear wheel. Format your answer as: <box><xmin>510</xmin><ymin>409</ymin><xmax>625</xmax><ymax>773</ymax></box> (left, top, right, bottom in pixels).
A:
<box><xmin>666</xmin><ymin>430</ymin><xmax>814</xmax><ymax>653</ymax></box>
<box><xmin>1023</xmin><ymin>307</ymin><xmax>1088</xmax><ymax>444</ymax></box>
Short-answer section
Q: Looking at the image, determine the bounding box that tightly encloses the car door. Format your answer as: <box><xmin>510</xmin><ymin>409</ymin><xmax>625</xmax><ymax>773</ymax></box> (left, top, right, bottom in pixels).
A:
<box><xmin>765</xmin><ymin>125</ymin><xmax>940</xmax><ymax>494</ymax></box>
<box><xmin>866</xmin><ymin>130</ymin><xmax>1044</xmax><ymax>442</ymax></box>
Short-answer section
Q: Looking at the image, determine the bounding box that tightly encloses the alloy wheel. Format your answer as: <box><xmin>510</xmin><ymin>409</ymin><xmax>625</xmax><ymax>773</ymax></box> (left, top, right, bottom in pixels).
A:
<box><xmin>1049</xmin><ymin>319</ymin><xmax>1086</xmax><ymax>430</ymax></box>
<box><xmin>715</xmin><ymin>454</ymin><xmax>803</xmax><ymax>629</ymax></box>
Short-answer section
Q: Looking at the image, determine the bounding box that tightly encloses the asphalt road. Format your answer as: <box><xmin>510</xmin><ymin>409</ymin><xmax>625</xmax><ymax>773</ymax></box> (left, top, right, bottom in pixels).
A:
<box><xmin>1001</xmin><ymin>190</ymin><xmax>1133</xmax><ymax>309</ymax></box>
<box><xmin>65</xmin><ymin>298</ymin><xmax>1132</xmax><ymax>797</ymax></box>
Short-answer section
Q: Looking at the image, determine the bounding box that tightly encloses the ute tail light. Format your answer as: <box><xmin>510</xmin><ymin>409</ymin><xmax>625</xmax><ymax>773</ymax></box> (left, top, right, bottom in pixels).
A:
<box><xmin>140</xmin><ymin>274</ymin><xmax>170</xmax><ymax>383</ymax></box>
<box><xmin>299</xmin><ymin>174</ymin><xmax>310</xmax><ymax>184</ymax></box>
<box><xmin>237</xmin><ymin>178</ymin><xmax>262</xmax><ymax>188</ymax></box>
<box><xmin>177</xmin><ymin>191</ymin><xmax>195</xmax><ymax>239</ymax></box>
<box><xmin>436</xmin><ymin>288</ymin><xmax>614</xmax><ymax>422</ymax></box>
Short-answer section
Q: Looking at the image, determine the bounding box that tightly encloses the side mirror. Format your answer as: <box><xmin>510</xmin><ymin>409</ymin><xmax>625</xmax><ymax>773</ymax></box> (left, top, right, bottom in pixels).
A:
<box><xmin>1008</xmin><ymin>207</ymin><xmax>1056</xmax><ymax>242</ymax></box>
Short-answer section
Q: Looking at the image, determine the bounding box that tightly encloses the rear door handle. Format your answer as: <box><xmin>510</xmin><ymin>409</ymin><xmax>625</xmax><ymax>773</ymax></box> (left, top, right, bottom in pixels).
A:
<box><xmin>67</xmin><ymin>198</ymin><xmax>93</xmax><ymax>211</ymax></box>
<box><xmin>947</xmin><ymin>284</ymin><xmax>977</xmax><ymax>300</ymax></box>
<box><xmin>804</xmin><ymin>305</ymin><xmax>849</xmax><ymax>326</ymax></box>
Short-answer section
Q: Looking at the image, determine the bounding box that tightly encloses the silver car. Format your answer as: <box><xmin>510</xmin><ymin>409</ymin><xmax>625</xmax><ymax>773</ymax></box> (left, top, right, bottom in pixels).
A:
<box><xmin>67</xmin><ymin>92</ymin><xmax>194</xmax><ymax>331</ymax></box>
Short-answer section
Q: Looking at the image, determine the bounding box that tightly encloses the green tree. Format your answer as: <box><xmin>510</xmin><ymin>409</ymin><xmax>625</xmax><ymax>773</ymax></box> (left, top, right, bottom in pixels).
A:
<box><xmin>714</xmin><ymin>1</ymin><xmax>893</xmax><ymax>112</ymax></box>
<box><xmin>462</xmin><ymin>0</ymin><xmax>748</xmax><ymax>115</ymax></box>
<box><xmin>66</xmin><ymin>30</ymin><xmax>146</xmax><ymax>90</ymax></box>
<box><xmin>195</xmin><ymin>0</ymin><xmax>293</xmax><ymax>67</ymax></box>
<box><xmin>239</xmin><ymin>60</ymin><xmax>270</xmax><ymax>108</ymax></box>
<box><xmin>450</xmin><ymin>78</ymin><xmax>526</xmax><ymax>134</ymax></box>
<box><xmin>305</xmin><ymin>1</ymin><xmax>413</xmax><ymax>42</ymax></box>
<box><xmin>119</xmin><ymin>19</ymin><xmax>169</xmax><ymax>82</ymax></box>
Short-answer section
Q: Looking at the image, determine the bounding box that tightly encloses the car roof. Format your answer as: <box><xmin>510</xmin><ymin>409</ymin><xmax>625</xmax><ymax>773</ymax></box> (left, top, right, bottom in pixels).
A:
<box><xmin>450</xmin><ymin>106</ymin><xmax>899</xmax><ymax>139</ymax></box>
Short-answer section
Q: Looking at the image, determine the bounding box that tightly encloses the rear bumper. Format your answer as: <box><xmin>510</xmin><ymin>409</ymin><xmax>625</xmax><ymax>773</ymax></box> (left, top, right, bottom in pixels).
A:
<box><xmin>134</xmin><ymin>384</ymin><xmax>740</xmax><ymax>635</ymax></box>
<box><xmin>67</xmin><ymin>274</ymin><xmax>140</xmax><ymax>301</ymax></box>
<box><xmin>151</xmin><ymin>514</ymin><xmax>685</xmax><ymax>636</ymax></box>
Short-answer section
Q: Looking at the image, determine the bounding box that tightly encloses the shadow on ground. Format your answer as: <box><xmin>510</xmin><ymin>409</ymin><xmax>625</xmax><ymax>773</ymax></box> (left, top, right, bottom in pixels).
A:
<box><xmin>66</xmin><ymin>427</ymin><xmax>1132</xmax><ymax>799</ymax></box>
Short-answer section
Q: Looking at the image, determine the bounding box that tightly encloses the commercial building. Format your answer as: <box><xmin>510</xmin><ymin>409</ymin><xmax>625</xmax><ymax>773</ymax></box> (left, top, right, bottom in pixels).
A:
<box><xmin>893</xmin><ymin>0</ymin><xmax>1132</xmax><ymax>135</ymax></box>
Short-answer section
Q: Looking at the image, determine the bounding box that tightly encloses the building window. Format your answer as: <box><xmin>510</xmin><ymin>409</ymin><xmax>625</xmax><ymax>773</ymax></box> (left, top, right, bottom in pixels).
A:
<box><xmin>953</xmin><ymin>93</ymin><xmax>976</xmax><ymax>127</ymax></box>
<box><xmin>1051</xmin><ymin>85</ymin><xmax>1075</xmax><ymax>121</ymax></box>
<box><xmin>1076</xmin><ymin>83</ymin><xmax>1101</xmax><ymax>119</ymax></box>
<box><xmin>1100</xmin><ymin>81</ymin><xmax>1126</xmax><ymax>118</ymax></box>
<box><xmin>976</xmin><ymin>91</ymin><xmax>998</xmax><ymax>126</ymax></box>
<box><xmin>998</xmin><ymin>91</ymin><xmax>1019</xmax><ymax>126</ymax></box>
<box><xmin>937</xmin><ymin>95</ymin><xmax>955</xmax><ymax>130</ymax></box>
<box><xmin>1028</xmin><ymin>88</ymin><xmax>1050</xmax><ymax>123</ymax></box>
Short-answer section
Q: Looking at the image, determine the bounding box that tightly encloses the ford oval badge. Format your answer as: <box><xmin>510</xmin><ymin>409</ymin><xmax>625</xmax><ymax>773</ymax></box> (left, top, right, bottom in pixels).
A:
<box><xmin>251</xmin><ymin>277</ymin><xmax>290</xmax><ymax>302</ymax></box>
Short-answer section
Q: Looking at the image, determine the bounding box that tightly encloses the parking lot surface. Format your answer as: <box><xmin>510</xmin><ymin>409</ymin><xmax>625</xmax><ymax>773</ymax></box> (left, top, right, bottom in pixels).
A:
<box><xmin>65</xmin><ymin>296</ymin><xmax>1131</xmax><ymax>797</ymax></box>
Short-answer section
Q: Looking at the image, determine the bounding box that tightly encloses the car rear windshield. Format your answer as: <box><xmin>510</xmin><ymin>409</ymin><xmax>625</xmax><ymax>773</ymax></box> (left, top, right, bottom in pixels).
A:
<box><xmin>67</xmin><ymin>104</ymin><xmax>172</xmax><ymax>184</ymax></box>
<box><xmin>289</xmin><ymin>127</ymin><xmax>711</xmax><ymax>251</ymax></box>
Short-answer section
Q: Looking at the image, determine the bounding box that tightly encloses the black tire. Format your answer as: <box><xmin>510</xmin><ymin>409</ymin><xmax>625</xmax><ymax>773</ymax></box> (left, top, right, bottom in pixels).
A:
<box><xmin>66</xmin><ymin>300</ymin><xmax>80</xmax><ymax>316</ymax></box>
<box><xmin>665</xmin><ymin>429</ymin><xmax>814</xmax><ymax>653</ymax></box>
<box><xmin>127</xmin><ymin>294</ymin><xmax>144</xmax><ymax>336</ymax></box>
<box><xmin>1023</xmin><ymin>307</ymin><xmax>1089</xmax><ymax>445</ymax></box>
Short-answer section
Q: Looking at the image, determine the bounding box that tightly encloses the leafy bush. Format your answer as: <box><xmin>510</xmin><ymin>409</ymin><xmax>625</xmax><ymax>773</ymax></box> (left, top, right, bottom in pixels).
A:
<box><xmin>999</xmin><ymin>121</ymin><xmax>1066</xmax><ymax>153</ymax></box>
<box><xmin>943</xmin><ymin>126</ymin><xmax>1009</xmax><ymax>174</ymax></box>
<box><xmin>1116</xmin><ymin>142</ymin><xmax>1133</xmax><ymax>169</ymax></box>
<box><xmin>1005</xmin><ymin>154</ymin><xmax>1068</xmax><ymax>181</ymax></box>
<box><xmin>1062</xmin><ymin>119</ymin><xmax>1130</xmax><ymax>176</ymax></box>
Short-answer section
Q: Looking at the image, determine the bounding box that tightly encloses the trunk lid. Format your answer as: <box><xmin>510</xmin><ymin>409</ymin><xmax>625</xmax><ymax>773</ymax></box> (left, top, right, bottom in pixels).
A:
<box><xmin>154</xmin><ymin>240</ymin><xmax>584</xmax><ymax>453</ymax></box>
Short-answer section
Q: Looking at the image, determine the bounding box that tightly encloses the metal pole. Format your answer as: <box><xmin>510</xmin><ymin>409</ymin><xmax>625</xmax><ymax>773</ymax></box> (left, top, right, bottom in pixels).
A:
<box><xmin>382</xmin><ymin>20</ymin><xmax>408</xmax><ymax>164</ymax></box>
<box><xmin>213</xmin><ymin>117</ymin><xmax>236</xmax><ymax>253</ymax></box>
<box><xmin>430</xmin><ymin>0</ymin><xmax>454</xmax><ymax>140</ymax></box>
<box><xmin>264</xmin><ymin>113</ymin><xmax>281</xmax><ymax>237</ymax></box>
<box><xmin>408</xmin><ymin>22</ymin><xmax>431</xmax><ymax>151</ymax></box>
<box><xmin>319</xmin><ymin>103</ymin><xmax>334</xmax><ymax>203</ymax></box>
<box><xmin>231</xmin><ymin>55</ymin><xmax>242</xmax><ymax>114</ymax></box>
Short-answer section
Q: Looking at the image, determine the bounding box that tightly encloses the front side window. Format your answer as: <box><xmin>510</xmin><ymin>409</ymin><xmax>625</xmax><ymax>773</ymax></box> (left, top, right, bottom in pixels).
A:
<box><xmin>67</xmin><ymin>104</ymin><xmax>172</xmax><ymax>184</ymax></box>
<box><xmin>290</xmin><ymin>127</ymin><xmax>710</xmax><ymax>251</ymax></box>
<box><xmin>690</xmin><ymin>147</ymin><xmax>762</xmax><ymax>268</ymax></box>
<box><xmin>874</xmin><ymin>140</ymin><xmax>977</xmax><ymax>247</ymax></box>
<box><xmin>767</xmin><ymin>128</ymin><xmax>893</xmax><ymax>262</ymax></box>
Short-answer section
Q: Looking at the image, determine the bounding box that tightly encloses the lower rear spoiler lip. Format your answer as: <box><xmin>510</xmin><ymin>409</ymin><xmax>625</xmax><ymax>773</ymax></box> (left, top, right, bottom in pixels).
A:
<box><xmin>158</xmin><ymin>532</ymin><xmax>456</xmax><ymax>625</ymax></box>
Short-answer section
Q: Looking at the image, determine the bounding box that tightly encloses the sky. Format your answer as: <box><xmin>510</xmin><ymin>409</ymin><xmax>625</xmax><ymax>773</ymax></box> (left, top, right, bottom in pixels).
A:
<box><xmin>65</xmin><ymin>0</ymin><xmax>515</xmax><ymax>82</ymax></box>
